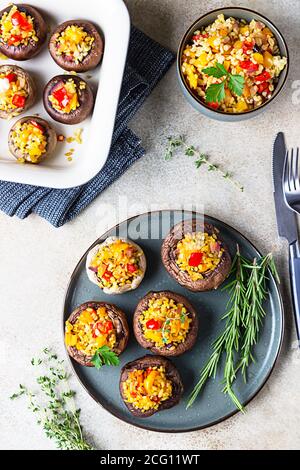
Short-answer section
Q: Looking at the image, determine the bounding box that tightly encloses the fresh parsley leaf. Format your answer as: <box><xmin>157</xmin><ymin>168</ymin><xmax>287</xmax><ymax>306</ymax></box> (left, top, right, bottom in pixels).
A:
<box><xmin>202</xmin><ymin>64</ymin><xmax>227</xmax><ymax>78</ymax></box>
<box><xmin>228</xmin><ymin>74</ymin><xmax>245</xmax><ymax>96</ymax></box>
<box><xmin>206</xmin><ymin>82</ymin><xmax>225</xmax><ymax>103</ymax></box>
<box><xmin>91</xmin><ymin>345</ymin><xmax>120</xmax><ymax>369</ymax></box>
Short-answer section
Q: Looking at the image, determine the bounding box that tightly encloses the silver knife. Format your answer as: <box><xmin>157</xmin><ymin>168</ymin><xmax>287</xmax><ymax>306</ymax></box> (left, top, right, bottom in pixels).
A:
<box><xmin>273</xmin><ymin>132</ymin><xmax>300</xmax><ymax>346</ymax></box>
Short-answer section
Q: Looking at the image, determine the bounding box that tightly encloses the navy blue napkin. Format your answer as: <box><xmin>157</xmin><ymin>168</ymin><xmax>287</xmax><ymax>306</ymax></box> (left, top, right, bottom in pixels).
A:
<box><xmin>0</xmin><ymin>27</ymin><xmax>174</xmax><ymax>227</ymax></box>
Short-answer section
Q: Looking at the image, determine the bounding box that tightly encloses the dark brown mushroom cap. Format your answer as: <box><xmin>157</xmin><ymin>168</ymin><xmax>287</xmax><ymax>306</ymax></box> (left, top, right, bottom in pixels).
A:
<box><xmin>161</xmin><ymin>219</ymin><xmax>232</xmax><ymax>292</ymax></box>
<box><xmin>0</xmin><ymin>65</ymin><xmax>36</xmax><ymax>119</ymax></box>
<box><xmin>0</xmin><ymin>4</ymin><xmax>47</xmax><ymax>60</ymax></box>
<box><xmin>133</xmin><ymin>291</ymin><xmax>199</xmax><ymax>357</ymax></box>
<box><xmin>8</xmin><ymin>116</ymin><xmax>57</xmax><ymax>163</ymax></box>
<box><xmin>119</xmin><ymin>355</ymin><xmax>184</xmax><ymax>417</ymax></box>
<box><xmin>43</xmin><ymin>75</ymin><xmax>94</xmax><ymax>124</ymax></box>
<box><xmin>65</xmin><ymin>301</ymin><xmax>129</xmax><ymax>367</ymax></box>
<box><xmin>48</xmin><ymin>20</ymin><xmax>103</xmax><ymax>72</ymax></box>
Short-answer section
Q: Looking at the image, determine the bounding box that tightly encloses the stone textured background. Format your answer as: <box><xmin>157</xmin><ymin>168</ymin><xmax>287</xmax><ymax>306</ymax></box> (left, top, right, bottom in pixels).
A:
<box><xmin>1</xmin><ymin>0</ymin><xmax>300</xmax><ymax>449</ymax></box>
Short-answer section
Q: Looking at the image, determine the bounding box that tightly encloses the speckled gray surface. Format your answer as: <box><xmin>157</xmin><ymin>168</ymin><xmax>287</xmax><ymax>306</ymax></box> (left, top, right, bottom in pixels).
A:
<box><xmin>1</xmin><ymin>0</ymin><xmax>300</xmax><ymax>450</ymax></box>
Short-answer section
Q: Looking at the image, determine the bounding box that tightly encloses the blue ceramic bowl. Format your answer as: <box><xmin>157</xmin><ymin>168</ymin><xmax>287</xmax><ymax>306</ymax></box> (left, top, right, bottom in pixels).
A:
<box><xmin>177</xmin><ymin>7</ymin><xmax>289</xmax><ymax>122</ymax></box>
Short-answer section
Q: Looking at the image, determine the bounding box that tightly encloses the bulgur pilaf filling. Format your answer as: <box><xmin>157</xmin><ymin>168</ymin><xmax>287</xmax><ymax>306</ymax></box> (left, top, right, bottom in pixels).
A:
<box><xmin>139</xmin><ymin>297</ymin><xmax>192</xmax><ymax>349</ymax></box>
<box><xmin>176</xmin><ymin>232</ymin><xmax>224</xmax><ymax>281</ymax></box>
<box><xmin>0</xmin><ymin>5</ymin><xmax>38</xmax><ymax>47</ymax></box>
<box><xmin>54</xmin><ymin>25</ymin><xmax>95</xmax><ymax>64</ymax></box>
<box><xmin>122</xmin><ymin>366</ymin><xmax>173</xmax><ymax>412</ymax></box>
<box><xmin>181</xmin><ymin>14</ymin><xmax>287</xmax><ymax>112</ymax></box>
<box><xmin>88</xmin><ymin>239</ymin><xmax>143</xmax><ymax>289</ymax></box>
<box><xmin>65</xmin><ymin>306</ymin><xmax>116</xmax><ymax>355</ymax></box>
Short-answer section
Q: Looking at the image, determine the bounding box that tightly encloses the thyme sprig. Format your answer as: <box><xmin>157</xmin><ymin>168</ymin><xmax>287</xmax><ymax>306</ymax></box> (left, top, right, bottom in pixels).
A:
<box><xmin>164</xmin><ymin>136</ymin><xmax>244</xmax><ymax>192</ymax></box>
<box><xmin>187</xmin><ymin>248</ymin><xmax>279</xmax><ymax>411</ymax></box>
<box><xmin>10</xmin><ymin>348</ymin><xmax>93</xmax><ymax>450</ymax></box>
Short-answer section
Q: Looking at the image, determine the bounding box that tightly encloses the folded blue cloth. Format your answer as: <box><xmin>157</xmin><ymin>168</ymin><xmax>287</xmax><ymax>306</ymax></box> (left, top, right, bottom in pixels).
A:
<box><xmin>0</xmin><ymin>27</ymin><xmax>174</xmax><ymax>227</ymax></box>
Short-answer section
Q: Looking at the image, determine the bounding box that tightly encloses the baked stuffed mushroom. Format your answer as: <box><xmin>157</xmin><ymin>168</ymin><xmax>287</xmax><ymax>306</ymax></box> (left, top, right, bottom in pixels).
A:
<box><xmin>161</xmin><ymin>219</ymin><xmax>231</xmax><ymax>292</ymax></box>
<box><xmin>120</xmin><ymin>355</ymin><xmax>183</xmax><ymax>417</ymax></box>
<box><xmin>43</xmin><ymin>75</ymin><xmax>94</xmax><ymax>124</ymax></box>
<box><xmin>8</xmin><ymin>116</ymin><xmax>57</xmax><ymax>163</ymax></box>
<box><xmin>49</xmin><ymin>20</ymin><xmax>103</xmax><ymax>72</ymax></box>
<box><xmin>0</xmin><ymin>65</ymin><xmax>35</xmax><ymax>119</ymax></box>
<box><xmin>0</xmin><ymin>4</ymin><xmax>47</xmax><ymax>60</ymax></box>
<box><xmin>65</xmin><ymin>301</ymin><xmax>129</xmax><ymax>367</ymax></box>
<box><xmin>86</xmin><ymin>237</ymin><xmax>146</xmax><ymax>294</ymax></box>
<box><xmin>133</xmin><ymin>291</ymin><xmax>198</xmax><ymax>357</ymax></box>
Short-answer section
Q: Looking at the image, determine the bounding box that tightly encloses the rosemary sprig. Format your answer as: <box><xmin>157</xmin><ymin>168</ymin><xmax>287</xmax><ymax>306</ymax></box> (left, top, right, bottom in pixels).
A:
<box><xmin>164</xmin><ymin>136</ymin><xmax>244</xmax><ymax>192</ymax></box>
<box><xmin>187</xmin><ymin>249</ymin><xmax>279</xmax><ymax>411</ymax></box>
<box><xmin>10</xmin><ymin>348</ymin><xmax>94</xmax><ymax>450</ymax></box>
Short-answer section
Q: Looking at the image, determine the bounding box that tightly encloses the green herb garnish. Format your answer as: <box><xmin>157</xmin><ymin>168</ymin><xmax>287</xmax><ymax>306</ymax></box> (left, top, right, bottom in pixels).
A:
<box><xmin>10</xmin><ymin>348</ymin><xmax>93</xmax><ymax>450</ymax></box>
<box><xmin>91</xmin><ymin>345</ymin><xmax>120</xmax><ymax>369</ymax></box>
<box><xmin>187</xmin><ymin>248</ymin><xmax>279</xmax><ymax>411</ymax></box>
<box><xmin>203</xmin><ymin>62</ymin><xmax>245</xmax><ymax>103</ymax></box>
<box><xmin>164</xmin><ymin>135</ymin><xmax>244</xmax><ymax>192</ymax></box>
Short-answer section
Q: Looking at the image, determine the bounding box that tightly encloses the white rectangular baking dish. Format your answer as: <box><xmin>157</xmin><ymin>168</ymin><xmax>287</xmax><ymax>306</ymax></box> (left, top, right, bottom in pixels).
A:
<box><xmin>0</xmin><ymin>0</ymin><xmax>130</xmax><ymax>188</ymax></box>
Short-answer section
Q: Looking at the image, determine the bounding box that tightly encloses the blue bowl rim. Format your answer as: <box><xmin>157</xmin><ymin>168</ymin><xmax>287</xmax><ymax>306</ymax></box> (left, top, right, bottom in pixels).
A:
<box><xmin>177</xmin><ymin>6</ymin><xmax>290</xmax><ymax>117</ymax></box>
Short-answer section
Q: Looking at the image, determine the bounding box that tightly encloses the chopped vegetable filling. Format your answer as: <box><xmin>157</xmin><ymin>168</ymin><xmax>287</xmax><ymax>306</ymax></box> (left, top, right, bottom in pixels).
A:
<box><xmin>0</xmin><ymin>70</ymin><xmax>28</xmax><ymax>115</ymax></box>
<box><xmin>10</xmin><ymin>120</ymin><xmax>47</xmax><ymax>163</ymax></box>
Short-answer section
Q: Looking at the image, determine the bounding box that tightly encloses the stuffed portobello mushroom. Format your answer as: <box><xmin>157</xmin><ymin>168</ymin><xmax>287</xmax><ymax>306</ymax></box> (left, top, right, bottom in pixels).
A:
<box><xmin>161</xmin><ymin>219</ymin><xmax>231</xmax><ymax>292</ymax></box>
<box><xmin>8</xmin><ymin>116</ymin><xmax>57</xmax><ymax>163</ymax></box>
<box><xmin>120</xmin><ymin>355</ymin><xmax>183</xmax><ymax>417</ymax></box>
<box><xmin>0</xmin><ymin>65</ymin><xmax>35</xmax><ymax>119</ymax></box>
<box><xmin>86</xmin><ymin>237</ymin><xmax>146</xmax><ymax>294</ymax></box>
<box><xmin>133</xmin><ymin>291</ymin><xmax>198</xmax><ymax>357</ymax></box>
<box><xmin>0</xmin><ymin>4</ymin><xmax>47</xmax><ymax>60</ymax></box>
<box><xmin>43</xmin><ymin>75</ymin><xmax>94</xmax><ymax>124</ymax></box>
<box><xmin>65</xmin><ymin>301</ymin><xmax>129</xmax><ymax>367</ymax></box>
<box><xmin>49</xmin><ymin>20</ymin><xmax>103</xmax><ymax>72</ymax></box>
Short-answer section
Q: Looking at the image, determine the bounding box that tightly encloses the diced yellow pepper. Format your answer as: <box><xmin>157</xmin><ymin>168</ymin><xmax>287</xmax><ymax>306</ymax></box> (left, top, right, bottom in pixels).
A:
<box><xmin>97</xmin><ymin>306</ymin><xmax>107</xmax><ymax>316</ymax></box>
<box><xmin>243</xmin><ymin>84</ymin><xmax>251</xmax><ymax>98</ymax></box>
<box><xmin>219</xmin><ymin>28</ymin><xmax>228</xmax><ymax>36</ymax></box>
<box><xmin>224</xmin><ymin>60</ymin><xmax>231</xmax><ymax>71</ymax></box>
<box><xmin>225</xmin><ymin>88</ymin><xmax>233</xmax><ymax>104</ymax></box>
<box><xmin>240</xmin><ymin>26</ymin><xmax>249</xmax><ymax>34</ymax></box>
<box><xmin>262</xmin><ymin>27</ymin><xmax>273</xmax><ymax>36</ymax></box>
<box><xmin>208</xmin><ymin>36</ymin><xmax>218</xmax><ymax>47</ymax></box>
<box><xmin>95</xmin><ymin>336</ymin><xmax>107</xmax><ymax>348</ymax></box>
<box><xmin>198</xmin><ymin>51</ymin><xmax>208</xmax><ymax>66</ymax></box>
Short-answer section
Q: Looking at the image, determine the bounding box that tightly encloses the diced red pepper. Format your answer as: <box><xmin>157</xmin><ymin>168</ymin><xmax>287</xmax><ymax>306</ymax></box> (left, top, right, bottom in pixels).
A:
<box><xmin>242</xmin><ymin>41</ymin><xmax>254</xmax><ymax>54</ymax></box>
<box><xmin>92</xmin><ymin>321</ymin><xmax>104</xmax><ymax>337</ymax></box>
<box><xmin>188</xmin><ymin>252</ymin><xmax>204</xmax><ymax>267</ymax></box>
<box><xmin>11</xmin><ymin>11</ymin><xmax>32</xmax><ymax>31</ymax></box>
<box><xmin>207</xmin><ymin>101</ymin><xmax>219</xmax><ymax>109</ymax></box>
<box><xmin>7</xmin><ymin>34</ymin><xmax>22</xmax><ymax>45</ymax></box>
<box><xmin>146</xmin><ymin>319</ymin><xmax>161</xmax><ymax>330</ymax></box>
<box><xmin>256</xmin><ymin>71</ymin><xmax>271</xmax><ymax>82</ymax></box>
<box><xmin>239</xmin><ymin>60</ymin><xmax>259</xmax><ymax>72</ymax></box>
<box><xmin>12</xmin><ymin>94</ymin><xmax>26</xmax><ymax>108</ymax></box>
<box><xmin>130</xmin><ymin>391</ymin><xmax>137</xmax><ymax>397</ymax></box>
<box><xmin>30</xmin><ymin>120</ymin><xmax>44</xmax><ymax>132</ymax></box>
<box><xmin>127</xmin><ymin>263</ymin><xmax>137</xmax><ymax>273</ymax></box>
<box><xmin>102</xmin><ymin>270</ymin><xmax>113</xmax><ymax>282</ymax></box>
<box><xmin>5</xmin><ymin>73</ymin><xmax>17</xmax><ymax>83</ymax></box>
<box><xmin>193</xmin><ymin>33</ymin><xmax>208</xmax><ymax>40</ymax></box>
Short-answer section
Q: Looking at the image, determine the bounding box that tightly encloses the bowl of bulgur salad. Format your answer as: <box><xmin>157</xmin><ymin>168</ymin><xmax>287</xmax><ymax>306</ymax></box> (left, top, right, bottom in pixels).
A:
<box><xmin>177</xmin><ymin>7</ymin><xmax>289</xmax><ymax>121</ymax></box>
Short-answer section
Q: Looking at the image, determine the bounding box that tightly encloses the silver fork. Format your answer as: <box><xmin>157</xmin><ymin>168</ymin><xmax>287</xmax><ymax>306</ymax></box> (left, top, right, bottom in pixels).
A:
<box><xmin>283</xmin><ymin>147</ymin><xmax>300</xmax><ymax>214</ymax></box>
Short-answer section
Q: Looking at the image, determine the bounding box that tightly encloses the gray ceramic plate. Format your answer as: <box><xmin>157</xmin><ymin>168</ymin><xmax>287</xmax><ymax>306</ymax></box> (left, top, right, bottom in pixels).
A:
<box><xmin>63</xmin><ymin>211</ymin><xmax>284</xmax><ymax>432</ymax></box>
